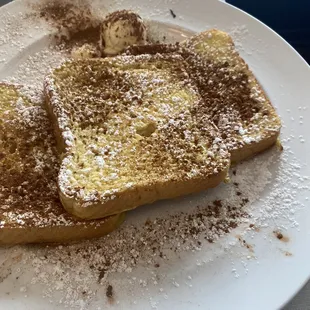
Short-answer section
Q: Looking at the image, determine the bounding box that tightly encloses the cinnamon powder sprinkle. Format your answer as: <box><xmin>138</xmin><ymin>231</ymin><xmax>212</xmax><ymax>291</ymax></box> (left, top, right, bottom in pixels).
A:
<box><xmin>31</xmin><ymin>0</ymin><xmax>101</xmax><ymax>48</ymax></box>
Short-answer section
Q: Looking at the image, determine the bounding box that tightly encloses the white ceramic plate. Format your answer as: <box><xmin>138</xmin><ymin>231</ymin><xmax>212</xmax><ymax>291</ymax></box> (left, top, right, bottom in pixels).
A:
<box><xmin>0</xmin><ymin>1</ymin><xmax>310</xmax><ymax>309</ymax></box>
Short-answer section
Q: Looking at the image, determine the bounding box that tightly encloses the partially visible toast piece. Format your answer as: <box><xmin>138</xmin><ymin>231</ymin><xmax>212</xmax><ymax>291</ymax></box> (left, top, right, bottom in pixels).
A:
<box><xmin>44</xmin><ymin>54</ymin><xmax>230</xmax><ymax>220</ymax></box>
<box><xmin>183</xmin><ymin>29</ymin><xmax>281</xmax><ymax>163</ymax></box>
<box><xmin>126</xmin><ymin>29</ymin><xmax>281</xmax><ymax>163</ymax></box>
<box><xmin>0</xmin><ymin>83</ymin><xmax>124</xmax><ymax>245</ymax></box>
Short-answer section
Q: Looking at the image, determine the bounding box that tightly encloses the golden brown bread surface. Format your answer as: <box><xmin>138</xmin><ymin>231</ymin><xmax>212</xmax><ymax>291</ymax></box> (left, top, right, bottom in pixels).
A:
<box><xmin>44</xmin><ymin>54</ymin><xmax>230</xmax><ymax>220</ymax></box>
<box><xmin>0</xmin><ymin>83</ymin><xmax>124</xmax><ymax>245</ymax></box>
<box><xmin>183</xmin><ymin>29</ymin><xmax>281</xmax><ymax>163</ymax></box>
<box><xmin>126</xmin><ymin>29</ymin><xmax>281</xmax><ymax>163</ymax></box>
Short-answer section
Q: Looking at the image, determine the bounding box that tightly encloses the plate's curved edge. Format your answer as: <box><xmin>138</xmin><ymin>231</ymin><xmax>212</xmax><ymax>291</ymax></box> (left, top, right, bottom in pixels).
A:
<box><xmin>221</xmin><ymin>1</ymin><xmax>309</xmax><ymax>68</ymax></box>
<box><xmin>216</xmin><ymin>2</ymin><xmax>310</xmax><ymax>308</ymax></box>
<box><xmin>0</xmin><ymin>0</ymin><xmax>15</xmax><ymax>10</ymax></box>
<box><xmin>0</xmin><ymin>0</ymin><xmax>28</xmax><ymax>13</ymax></box>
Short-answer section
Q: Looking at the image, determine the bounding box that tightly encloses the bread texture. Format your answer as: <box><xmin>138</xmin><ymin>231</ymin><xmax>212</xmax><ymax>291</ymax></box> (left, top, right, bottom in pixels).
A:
<box><xmin>0</xmin><ymin>83</ymin><xmax>124</xmax><ymax>245</ymax></box>
<box><xmin>183</xmin><ymin>29</ymin><xmax>281</xmax><ymax>163</ymax></box>
<box><xmin>126</xmin><ymin>29</ymin><xmax>281</xmax><ymax>163</ymax></box>
<box><xmin>44</xmin><ymin>54</ymin><xmax>230</xmax><ymax>220</ymax></box>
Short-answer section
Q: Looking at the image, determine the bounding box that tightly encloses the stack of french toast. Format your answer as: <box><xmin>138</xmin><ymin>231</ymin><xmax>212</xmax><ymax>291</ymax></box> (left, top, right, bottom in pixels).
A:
<box><xmin>0</xmin><ymin>13</ymin><xmax>281</xmax><ymax>244</ymax></box>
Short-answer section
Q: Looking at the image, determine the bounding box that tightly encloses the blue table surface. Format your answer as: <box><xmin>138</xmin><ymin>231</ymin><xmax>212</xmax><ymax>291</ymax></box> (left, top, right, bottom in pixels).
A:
<box><xmin>227</xmin><ymin>0</ymin><xmax>310</xmax><ymax>64</ymax></box>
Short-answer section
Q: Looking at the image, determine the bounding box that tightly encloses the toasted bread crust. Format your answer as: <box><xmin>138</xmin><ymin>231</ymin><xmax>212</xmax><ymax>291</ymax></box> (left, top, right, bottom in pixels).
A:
<box><xmin>59</xmin><ymin>168</ymin><xmax>227</xmax><ymax>219</ymax></box>
<box><xmin>0</xmin><ymin>213</ymin><xmax>125</xmax><ymax>245</ymax></box>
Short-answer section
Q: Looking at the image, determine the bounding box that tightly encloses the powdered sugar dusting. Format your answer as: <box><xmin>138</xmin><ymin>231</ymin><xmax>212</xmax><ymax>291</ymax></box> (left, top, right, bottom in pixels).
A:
<box><xmin>0</xmin><ymin>83</ymin><xmax>122</xmax><ymax>233</ymax></box>
<box><xmin>0</xmin><ymin>1</ymin><xmax>309</xmax><ymax>309</ymax></box>
<box><xmin>5</xmin><ymin>46</ymin><xmax>66</xmax><ymax>89</ymax></box>
<box><xmin>45</xmin><ymin>54</ymin><xmax>230</xmax><ymax>212</ymax></box>
<box><xmin>1</xmin><ymin>142</ymin><xmax>308</xmax><ymax>308</ymax></box>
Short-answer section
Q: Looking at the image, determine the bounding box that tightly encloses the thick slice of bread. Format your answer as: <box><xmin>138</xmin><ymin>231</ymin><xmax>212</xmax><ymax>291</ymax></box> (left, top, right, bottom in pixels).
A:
<box><xmin>183</xmin><ymin>29</ymin><xmax>281</xmax><ymax>163</ymax></box>
<box><xmin>126</xmin><ymin>29</ymin><xmax>281</xmax><ymax>163</ymax></box>
<box><xmin>0</xmin><ymin>83</ymin><xmax>124</xmax><ymax>245</ymax></box>
<box><xmin>44</xmin><ymin>54</ymin><xmax>230</xmax><ymax>220</ymax></box>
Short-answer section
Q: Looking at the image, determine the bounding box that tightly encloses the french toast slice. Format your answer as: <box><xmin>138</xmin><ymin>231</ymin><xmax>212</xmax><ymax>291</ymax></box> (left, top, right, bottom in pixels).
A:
<box><xmin>183</xmin><ymin>29</ymin><xmax>281</xmax><ymax>163</ymax></box>
<box><xmin>44</xmin><ymin>54</ymin><xmax>230</xmax><ymax>220</ymax></box>
<box><xmin>0</xmin><ymin>83</ymin><xmax>124</xmax><ymax>245</ymax></box>
<box><xmin>126</xmin><ymin>29</ymin><xmax>281</xmax><ymax>163</ymax></box>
